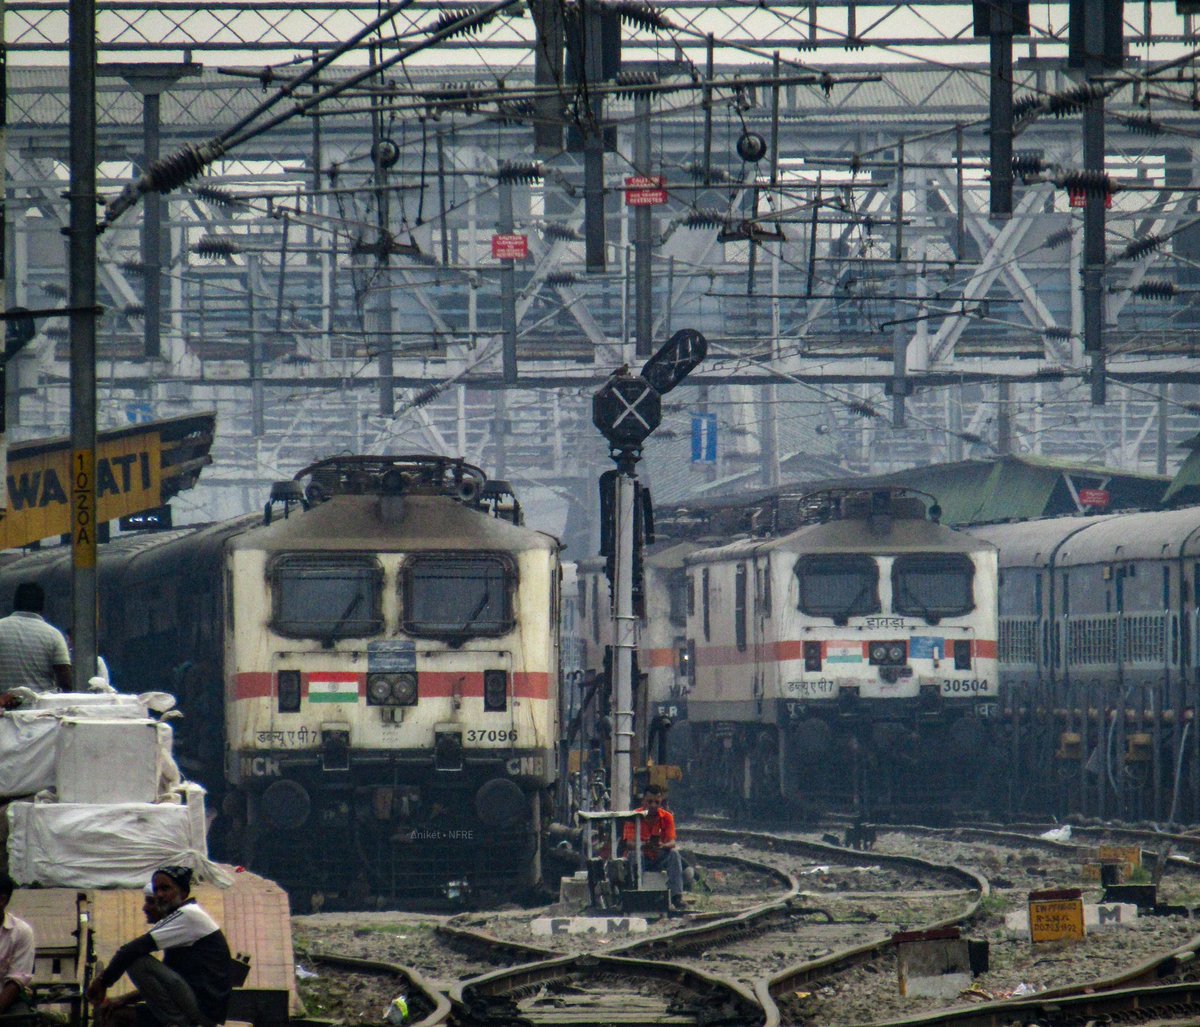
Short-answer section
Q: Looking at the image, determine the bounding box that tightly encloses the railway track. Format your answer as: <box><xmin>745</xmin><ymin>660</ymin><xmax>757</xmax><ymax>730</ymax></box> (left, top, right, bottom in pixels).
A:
<box><xmin>306</xmin><ymin>951</ymin><xmax>450</xmax><ymax>1027</ymax></box>
<box><xmin>427</xmin><ymin>830</ymin><xmax>979</xmax><ymax>1022</ymax></box>
<box><xmin>299</xmin><ymin>824</ymin><xmax>1200</xmax><ymax>1025</ymax></box>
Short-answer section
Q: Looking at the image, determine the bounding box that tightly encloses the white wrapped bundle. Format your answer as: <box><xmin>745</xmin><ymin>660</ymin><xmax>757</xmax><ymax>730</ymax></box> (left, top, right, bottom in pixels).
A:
<box><xmin>7</xmin><ymin>800</ymin><xmax>212</xmax><ymax>888</ymax></box>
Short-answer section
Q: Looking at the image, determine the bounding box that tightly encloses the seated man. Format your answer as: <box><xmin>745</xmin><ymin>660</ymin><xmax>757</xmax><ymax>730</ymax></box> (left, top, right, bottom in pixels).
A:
<box><xmin>621</xmin><ymin>784</ymin><xmax>686</xmax><ymax>910</ymax></box>
<box><xmin>87</xmin><ymin>866</ymin><xmax>232</xmax><ymax>1027</ymax></box>
<box><xmin>0</xmin><ymin>874</ymin><xmax>36</xmax><ymax>1020</ymax></box>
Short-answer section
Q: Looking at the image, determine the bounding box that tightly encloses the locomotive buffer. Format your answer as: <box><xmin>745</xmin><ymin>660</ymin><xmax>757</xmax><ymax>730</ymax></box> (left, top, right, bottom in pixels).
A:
<box><xmin>592</xmin><ymin>329</ymin><xmax>705</xmax><ymax>843</ymax></box>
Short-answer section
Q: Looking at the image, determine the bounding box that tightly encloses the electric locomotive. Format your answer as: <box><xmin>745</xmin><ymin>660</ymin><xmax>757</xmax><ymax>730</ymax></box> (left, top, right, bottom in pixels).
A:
<box><xmin>0</xmin><ymin>455</ymin><xmax>561</xmax><ymax>907</ymax></box>
<box><xmin>684</xmin><ymin>487</ymin><xmax>1001</xmax><ymax>817</ymax></box>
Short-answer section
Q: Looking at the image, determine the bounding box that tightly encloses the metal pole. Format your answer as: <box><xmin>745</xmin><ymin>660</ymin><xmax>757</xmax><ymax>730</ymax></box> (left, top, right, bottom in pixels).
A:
<box><xmin>274</xmin><ymin>214</ymin><xmax>289</xmax><ymax>332</ymax></box>
<box><xmin>988</xmin><ymin>14</ymin><xmax>1014</xmax><ymax>219</ymax></box>
<box><xmin>142</xmin><ymin>90</ymin><xmax>162</xmax><ymax>359</ymax></box>
<box><xmin>247</xmin><ymin>253</ymin><xmax>264</xmax><ymax>437</ymax></box>
<box><xmin>69</xmin><ymin>0</ymin><xmax>99</xmax><ymax>690</ymax></box>
<box><xmin>499</xmin><ymin>175</ymin><xmax>518</xmax><ymax>382</ymax></box>
<box><xmin>1083</xmin><ymin>3</ymin><xmax>1107</xmax><ymax>405</ymax></box>
<box><xmin>531</xmin><ymin>0</ymin><xmax>564</xmax><ymax>156</ymax></box>
<box><xmin>955</xmin><ymin>123</ymin><xmax>966</xmax><ymax>257</ymax></box>
<box><xmin>891</xmin><ymin>139</ymin><xmax>907</xmax><ymax>428</ymax></box>
<box><xmin>371</xmin><ymin>46</ymin><xmax>394</xmax><ymax>415</ymax></box>
<box><xmin>436</xmin><ymin>130</ymin><xmax>450</xmax><ymax>266</ymax></box>
<box><xmin>583</xmin><ymin>0</ymin><xmax>606</xmax><ymax>272</ymax></box>
<box><xmin>610</xmin><ymin>464</ymin><xmax>637</xmax><ymax>812</ymax></box>
<box><xmin>633</xmin><ymin>92</ymin><xmax>652</xmax><ymax>358</ymax></box>
<box><xmin>494</xmin><ymin>390</ymin><xmax>508</xmax><ymax>480</ymax></box>
<box><xmin>1157</xmin><ymin>383</ymin><xmax>1168</xmax><ymax>475</ymax></box>
<box><xmin>702</xmin><ymin>34</ymin><xmax>714</xmax><ymax>187</ymax></box>
<box><xmin>997</xmin><ymin>379</ymin><xmax>1012</xmax><ymax>454</ymax></box>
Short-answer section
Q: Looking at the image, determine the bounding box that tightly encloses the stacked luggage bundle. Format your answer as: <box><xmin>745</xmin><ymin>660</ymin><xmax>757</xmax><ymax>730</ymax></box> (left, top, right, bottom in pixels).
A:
<box><xmin>1</xmin><ymin>692</ymin><xmax>213</xmax><ymax>888</ymax></box>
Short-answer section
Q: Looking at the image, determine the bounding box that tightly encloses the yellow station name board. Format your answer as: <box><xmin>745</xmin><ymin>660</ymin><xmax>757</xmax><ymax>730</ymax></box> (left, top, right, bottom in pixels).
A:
<box><xmin>0</xmin><ymin>433</ymin><xmax>162</xmax><ymax>550</ymax></box>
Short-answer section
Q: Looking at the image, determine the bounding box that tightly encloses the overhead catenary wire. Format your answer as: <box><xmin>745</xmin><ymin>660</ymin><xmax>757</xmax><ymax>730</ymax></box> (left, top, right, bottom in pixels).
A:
<box><xmin>100</xmin><ymin>0</ymin><xmax>524</xmax><ymax>231</ymax></box>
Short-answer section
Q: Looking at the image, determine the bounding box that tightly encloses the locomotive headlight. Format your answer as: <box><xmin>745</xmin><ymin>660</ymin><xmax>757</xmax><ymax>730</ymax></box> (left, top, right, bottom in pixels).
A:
<box><xmin>888</xmin><ymin>643</ymin><xmax>906</xmax><ymax>664</ymax></box>
<box><xmin>391</xmin><ymin>672</ymin><xmax>419</xmax><ymax>706</ymax></box>
<box><xmin>483</xmin><ymin>669</ymin><xmax>508</xmax><ymax>712</ymax></box>
<box><xmin>277</xmin><ymin>670</ymin><xmax>302</xmax><ymax>713</ymax></box>
<box><xmin>367</xmin><ymin>674</ymin><xmax>396</xmax><ymax>705</ymax></box>
<box><xmin>870</xmin><ymin>644</ymin><xmax>889</xmax><ymax>664</ymax></box>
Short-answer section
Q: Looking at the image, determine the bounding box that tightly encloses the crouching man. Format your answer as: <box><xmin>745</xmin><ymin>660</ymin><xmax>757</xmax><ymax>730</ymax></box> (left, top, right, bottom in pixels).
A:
<box><xmin>87</xmin><ymin>867</ymin><xmax>232</xmax><ymax>1027</ymax></box>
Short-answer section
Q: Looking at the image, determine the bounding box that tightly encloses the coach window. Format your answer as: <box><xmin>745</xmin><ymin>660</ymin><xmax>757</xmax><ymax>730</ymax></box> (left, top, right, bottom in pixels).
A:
<box><xmin>734</xmin><ymin>564</ymin><xmax>748</xmax><ymax>651</ymax></box>
<box><xmin>794</xmin><ymin>554</ymin><xmax>880</xmax><ymax>625</ymax></box>
<box><xmin>668</xmin><ymin>572</ymin><xmax>687</xmax><ymax>627</ymax></box>
<box><xmin>402</xmin><ymin>553</ymin><xmax>514</xmax><ymax>641</ymax></box>
<box><xmin>271</xmin><ymin>554</ymin><xmax>384</xmax><ymax>641</ymax></box>
<box><xmin>892</xmin><ymin>552</ymin><xmax>975</xmax><ymax>622</ymax></box>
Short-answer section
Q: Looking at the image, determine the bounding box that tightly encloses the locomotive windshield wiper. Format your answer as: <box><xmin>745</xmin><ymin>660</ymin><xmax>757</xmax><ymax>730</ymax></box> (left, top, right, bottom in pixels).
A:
<box><xmin>325</xmin><ymin>591</ymin><xmax>363</xmax><ymax>646</ymax></box>
<box><xmin>898</xmin><ymin>582</ymin><xmax>938</xmax><ymax>624</ymax></box>
<box><xmin>458</xmin><ymin>588</ymin><xmax>491</xmax><ymax>634</ymax></box>
<box><xmin>831</xmin><ymin>580</ymin><xmax>872</xmax><ymax>624</ymax></box>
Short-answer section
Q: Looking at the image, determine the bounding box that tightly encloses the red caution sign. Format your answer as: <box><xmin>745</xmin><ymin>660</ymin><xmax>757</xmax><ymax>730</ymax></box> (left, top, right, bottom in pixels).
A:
<box><xmin>491</xmin><ymin>234</ymin><xmax>529</xmax><ymax>260</ymax></box>
<box><xmin>1078</xmin><ymin>488</ymin><xmax>1110</xmax><ymax>508</ymax></box>
<box><xmin>1069</xmin><ymin>190</ymin><xmax>1113</xmax><ymax>209</ymax></box>
<box><xmin>624</xmin><ymin>176</ymin><xmax>667</xmax><ymax>206</ymax></box>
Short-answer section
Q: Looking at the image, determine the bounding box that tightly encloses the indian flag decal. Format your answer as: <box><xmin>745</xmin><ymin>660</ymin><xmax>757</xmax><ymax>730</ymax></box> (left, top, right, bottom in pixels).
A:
<box><xmin>308</xmin><ymin>673</ymin><xmax>360</xmax><ymax>703</ymax></box>
<box><xmin>825</xmin><ymin>642</ymin><xmax>863</xmax><ymax>664</ymax></box>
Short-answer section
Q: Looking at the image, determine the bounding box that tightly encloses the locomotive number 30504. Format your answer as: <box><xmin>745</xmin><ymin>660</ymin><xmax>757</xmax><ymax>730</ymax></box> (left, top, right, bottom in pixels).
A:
<box><xmin>941</xmin><ymin>678</ymin><xmax>991</xmax><ymax>695</ymax></box>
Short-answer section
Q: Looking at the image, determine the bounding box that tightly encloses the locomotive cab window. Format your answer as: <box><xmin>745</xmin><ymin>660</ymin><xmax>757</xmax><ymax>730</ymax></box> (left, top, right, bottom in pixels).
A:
<box><xmin>402</xmin><ymin>554</ymin><xmax>514</xmax><ymax>640</ymax></box>
<box><xmin>892</xmin><ymin>553</ymin><xmax>975</xmax><ymax>622</ymax></box>
<box><xmin>794</xmin><ymin>554</ymin><xmax>880</xmax><ymax>624</ymax></box>
<box><xmin>271</xmin><ymin>554</ymin><xmax>384</xmax><ymax>640</ymax></box>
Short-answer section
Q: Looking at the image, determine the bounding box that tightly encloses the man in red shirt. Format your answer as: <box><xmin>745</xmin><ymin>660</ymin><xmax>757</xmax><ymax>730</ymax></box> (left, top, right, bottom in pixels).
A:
<box><xmin>621</xmin><ymin>784</ymin><xmax>686</xmax><ymax>909</ymax></box>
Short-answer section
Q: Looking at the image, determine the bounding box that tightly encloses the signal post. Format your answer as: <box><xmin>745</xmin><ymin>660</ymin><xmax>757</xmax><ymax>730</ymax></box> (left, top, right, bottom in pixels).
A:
<box><xmin>592</xmin><ymin>329</ymin><xmax>706</xmax><ymax>816</ymax></box>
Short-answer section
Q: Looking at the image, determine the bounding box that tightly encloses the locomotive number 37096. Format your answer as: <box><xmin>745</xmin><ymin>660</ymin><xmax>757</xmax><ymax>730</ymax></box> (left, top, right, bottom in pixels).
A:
<box><xmin>467</xmin><ymin>729</ymin><xmax>519</xmax><ymax>742</ymax></box>
<box><xmin>941</xmin><ymin>678</ymin><xmax>991</xmax><ymax>695</ymax></box>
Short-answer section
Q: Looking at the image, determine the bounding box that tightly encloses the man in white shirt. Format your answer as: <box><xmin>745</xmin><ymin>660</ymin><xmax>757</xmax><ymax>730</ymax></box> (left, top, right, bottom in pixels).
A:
<box><xmin>0</xmin><ymin>874</ymin><xmax>36</xmax><ymax>1017</ymax></box>
<box><xmin>87</xmin><ymin>866</ymin><xmax>232</xmax><ymax>1027</ymax></box>
<box><xmin>0</xmin><ymin>583</ymin><xmax>71</xmax><ymax>699</ymax></box>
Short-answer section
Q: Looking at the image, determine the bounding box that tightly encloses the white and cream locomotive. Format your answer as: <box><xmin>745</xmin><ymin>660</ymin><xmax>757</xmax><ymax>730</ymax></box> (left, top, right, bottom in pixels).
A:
<box><xmin>571</xmin><ymin>487</ymin><xmax>1000</xmax><ymax>817</ymax></box>
<box><xmin>0</xmin><ymin>455</ymin><xmax>561</xmax><ymax>906</ymax></box>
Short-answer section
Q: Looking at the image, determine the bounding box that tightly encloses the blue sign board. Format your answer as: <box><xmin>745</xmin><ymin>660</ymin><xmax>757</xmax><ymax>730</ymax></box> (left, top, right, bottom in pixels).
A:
<box><xmin>691</xmin><ymin>413</ymin><xmax>717</xmax><ymax>464</ymax></box>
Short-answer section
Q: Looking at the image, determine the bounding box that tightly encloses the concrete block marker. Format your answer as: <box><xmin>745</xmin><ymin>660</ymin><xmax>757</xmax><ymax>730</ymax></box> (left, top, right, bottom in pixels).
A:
<box><xmin>531</xmin><ymin>916</ymin><xmax>649</xmax><ymax>937</ymax></box>
<box><xmin>894</xmin><ymin>927</ymin><xmax>980</xmax><ymax>998</ymax></box>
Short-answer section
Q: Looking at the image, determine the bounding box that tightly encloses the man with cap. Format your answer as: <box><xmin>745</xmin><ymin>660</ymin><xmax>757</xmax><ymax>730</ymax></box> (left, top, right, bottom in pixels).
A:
<box><xmin>87</xmin><ymin>867</ymin><xmax>232</xmax><ymax>1027</ymax></box>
